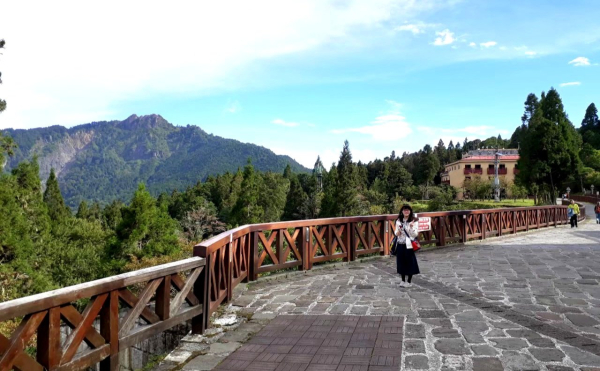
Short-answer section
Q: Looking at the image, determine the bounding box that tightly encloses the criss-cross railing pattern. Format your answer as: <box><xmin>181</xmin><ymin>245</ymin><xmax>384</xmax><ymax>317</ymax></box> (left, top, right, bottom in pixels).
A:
<box><xmin>0</xmin><ymin>258</ymin><xmax>206</xmax><ymax>371</ymax></box>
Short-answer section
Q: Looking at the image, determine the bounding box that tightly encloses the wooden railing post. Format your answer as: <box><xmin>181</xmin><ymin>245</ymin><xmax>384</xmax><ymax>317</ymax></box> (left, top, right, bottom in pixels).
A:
<box><xmin>382</xmin><ymin>219</ymin><xmax>389</xmax><ymax>256</ymax></box>
<box><xmin>251</xmin><ymin>232</ymin><xmax>259</xmax><ymax>280</ymax></box>
<box><xmin>481</xmin><ymin>214</ymin><xmax>487</xmax><ymax>240</ymax></box>
<box><xmin>526</xmin><ymin>210</ymin><xmax>530</xmax><ymax>232</ymax></box>
<box><xmin>226</xmin><ymin>238</ymin><xmax>233</xmax><ymax>303</ymax></box>
<box><xmin>512</xmin><ymin>211</ymin><xmax>517</xmax><ymax>234</ymax></box>
<box><xmin>37</xmin><ymin>307</ymin><xmax>61</xmax><ymax>370</ymax></box>
<box><xmin>193</xmin><ymin>246</ymin><xmax>209</xmax><ymax>334</ymax></box>
<box><xmin>100</xmin><ymin>291</ymin><xmax>119</xmax><ymax>371</ymax></box>
<box><xmin>498</xmin><ymin>211</ymin><xmax>503</xmax><ymax>237</ymax></box>
<box><xmin>462</xmin><ymin>214</ymin><xmax>467</xmax><ymax>243</ymax></box>
<box><xmin>437</xmin><ymin>216</ymin><xmax>445</xmax><ymax>246</ymax></box>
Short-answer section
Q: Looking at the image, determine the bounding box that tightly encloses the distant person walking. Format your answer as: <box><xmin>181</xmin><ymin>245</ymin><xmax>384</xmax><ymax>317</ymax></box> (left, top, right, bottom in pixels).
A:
<box><xmin>394</xmin><ymin>204</ymin><xmax>420</xmax><ymax>287</ymax></box>
<box><xmin>568</xmin><ymin>200</ymin><xmax>580</xmax><ymax>228</ymax></box>
<box><xmin>595</xmin><ymin>202</ymin><xmax>600</xmax><ymax>224</ymax></box>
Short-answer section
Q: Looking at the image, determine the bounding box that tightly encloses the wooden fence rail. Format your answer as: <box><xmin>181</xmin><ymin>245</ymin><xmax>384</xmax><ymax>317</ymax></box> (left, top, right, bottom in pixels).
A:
<box><xmin>195</xmin><ymin>204</ymin><xmax>583</xmax><ymax>322</ymax></box>
<box><xmin>1</xmin><ymin>203</ymin><xmax>586</xmax><ymax>370</ymax></box>
<box><xmin>0</xmin><ymin>258</ymin><xmax>206</xmax><ymax>371</ymax></box>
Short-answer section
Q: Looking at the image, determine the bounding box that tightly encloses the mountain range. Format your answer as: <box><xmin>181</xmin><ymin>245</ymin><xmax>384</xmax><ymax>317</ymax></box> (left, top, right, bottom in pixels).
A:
<box><xmin>3</xmin><ymin>114</ymin><xmax>308</xmax><ymax>208</ymax></box>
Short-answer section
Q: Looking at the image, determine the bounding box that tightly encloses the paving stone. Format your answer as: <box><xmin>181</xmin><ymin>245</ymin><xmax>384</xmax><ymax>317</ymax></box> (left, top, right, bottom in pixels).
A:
<box><xmin>500</xmin><ymin>351</ymin><xmax>539</xmax><ymax>371</ymax></box>
<box><xmin>529</xmin><ymin>348</ymin><xmax>565</xmax><ymax>362</ymax></box>
<box><xmin>566</xmin><ymin>313</ymin><xmax>600</xmax><ymax>327</ymax></box>
<box><xmin>454</xmin><ymin>310</ymin><xmax>486</xmax><ymax>322</ymax></box>
<box><xmin>472</xmin><ymin>357</ymin><xmax>503</xmax><ymax>371</ymax></box>
<box><xmin>528</xmin><ymin>337</ymin><xmax>556</xmax><ymax>348</ymax></box>
<box><xmin>431</xmin><ymin>328</ymin><xmax>461</xmax><ymax>338</ymax></box>
<box><xmin>405</xmin><ymin>324</ymin><xmax>425</xmax><ymax>339</ymax></box>
<box><xmin>209</xmin><ymin>342</ymin><xmax>242</xmax><ymax>355</ymax></box>
<box><xmin>561</xmin><ymin>346</ymin><xmax>600</xmax><ymax>366</ymax></box>
<box><xmin>455</xmin><ymin>321</ymin><xmax>489</xmax><ymax>334</ymax></box>
<box><xmin>182</xmin><ymin>355</ymin><xmax>226</xmax><ymax>370</ymax></box>
<box><xmin>471</xmin><ymin>344</ymin><xmax>497</xmax><ymax>356</ymax></box>
<box><xmin>233</xmin><ymin>295</ymin><xmax>255</xmax><ymax>307</ymax></box>
<box><xmin>329</xmin><ymin>304</ymin><xmax>350</xmax><ymax>314</ymax></box>
<box><xmin>404</xmin><ymin>340</ymin><xmax>425</xmax><ymax>354</ymax></box>
<box><xmin>434</xmin><ymin>339</ymin><xmax>470</xmax><ymax>355</ymax></box>
<box><xmin>490</xmin><ymin>337</ymin><xmax>528</xmax><ymax>350</ymax></box>
<box><xmin>404</xmin><ymin>355</ymin><xmax>428</xmax><ymax>369</ymax></box>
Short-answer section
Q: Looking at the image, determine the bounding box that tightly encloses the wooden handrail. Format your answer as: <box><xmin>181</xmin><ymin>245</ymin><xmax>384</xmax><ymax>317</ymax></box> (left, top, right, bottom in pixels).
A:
<box><xmin>0</xmin><ymin>257</ymin><xmax>207</xmax><ymax>371</ymax></box>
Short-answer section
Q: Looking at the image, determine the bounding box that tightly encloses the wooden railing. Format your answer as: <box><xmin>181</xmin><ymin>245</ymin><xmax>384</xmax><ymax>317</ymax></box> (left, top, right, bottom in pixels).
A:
<box><xmin>0</xmin><ymin>258</ymin><xmax>206</xmax><ymax>371</ymax></box>
<box><xmin>1</xmin><ymin>204</ymin><xmax>585</xmax><ymax>370</ymax></box>
<box><xmin>194</xmin><ymin>205</ymin><xmax>575</xmax><ymax>321</ymax></box>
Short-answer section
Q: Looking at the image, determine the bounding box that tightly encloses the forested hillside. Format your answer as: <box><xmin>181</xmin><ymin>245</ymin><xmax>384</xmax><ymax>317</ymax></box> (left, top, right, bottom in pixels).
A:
<box><xmin>3</xmin><ymin>114</ymin><xmax>308</xmax><ymax>207</ymax></box>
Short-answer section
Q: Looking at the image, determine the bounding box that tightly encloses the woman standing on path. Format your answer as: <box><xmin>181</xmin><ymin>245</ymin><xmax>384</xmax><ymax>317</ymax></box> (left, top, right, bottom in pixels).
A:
<box><xmin>394</xmin><ymin>204</ymin><xmax>420</xmax><ymax>287</ymax></box>
<box><xmin>568</xmin><ymin>200</ymin><xmax>580</xmax><ymax>228</ymax></box>
<box><xmin>595</xmin><ymin>202</ymin><xmax>600</xmax><ymax>224</ymax></box>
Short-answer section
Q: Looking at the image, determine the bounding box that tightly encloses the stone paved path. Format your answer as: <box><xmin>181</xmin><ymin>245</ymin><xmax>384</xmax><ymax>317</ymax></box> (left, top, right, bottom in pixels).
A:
<box><xmin>156</xmin><ymin>205</ymin><xmax>600</xmax><ymax>371</ymax></box>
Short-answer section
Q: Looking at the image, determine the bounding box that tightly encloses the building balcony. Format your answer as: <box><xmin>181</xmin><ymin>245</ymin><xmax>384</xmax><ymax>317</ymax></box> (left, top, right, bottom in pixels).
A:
<box><xmin>464</xmin><ymin>168</ymin><xmax>483</xmax><ymax>175</ymax></box>
<box><xmin>513</xmin><ymin>168</ymin><xmax>520</xmax><ymax>174</ymax></box>
<box><xmin>487</xmin><ymin>168</ymin><xmax>508</xmax><ymax>175</ymax></box>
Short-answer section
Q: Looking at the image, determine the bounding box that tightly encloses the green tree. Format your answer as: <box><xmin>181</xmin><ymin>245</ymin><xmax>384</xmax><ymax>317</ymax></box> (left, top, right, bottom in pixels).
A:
<box><xmin>335</xmin><ymin>140</ymin><xmax>358</xmax><ymax>216</ymax></box>
<box><xmin>517</xmin><ymin>88</ymin><xmax>582</xmax><ymax>199</ymax></box>
<box><xmin>259</xmin><ymin>171</ymin><xmax>289</xmax><ymax>222</ymax></box>
<box><xmin>43</xmin><ymin>169</ymin><xmax>71</xmax><ymax>222</ymax></box>
<box><xmin>110</xmin><ymin>184</ymin><xmax>180</xmax><ymax>266</ymax></box>
<box><xmin>283</xmin><ymin>174</ymin><xmax>307</xmax><ymax>220</ymax></box>
<box><xmin>76</xmin><ymin>200</ymin><xmax>90</xmax><ymax>220</ymax></box>
<box><xmin>231</xmin><ymin>160</ymin><xmax>263</xmax><ymax>225</ymax></box>
<box><xmin>580</xmin><ymin>103</ymin><xmax>600</xmax><ymax>148</ymax></box>
<box><xmin>320</xmin><ymin>164</ymin><xmax>339</xmax><ymax>217</ymax></box>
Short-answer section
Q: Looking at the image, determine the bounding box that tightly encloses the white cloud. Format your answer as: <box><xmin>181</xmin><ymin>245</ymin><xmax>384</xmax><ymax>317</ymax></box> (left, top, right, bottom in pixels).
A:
<box><xmin>568</xmin><ymin>57</ymin><xmax>590</xmax><ymax>67</ymax></box>
<box><xmin>272</xmin><ymin>118</ymin><xmax>300</xmax><ymax>127</ymax></box>
<box><xmin>469</xmin><ymin>42</ymin><xmax>476</xmax><ymax>47</ymax></box>
<box><xmin>395</xmin><ymin>24</ymin><xmax>424</xmax><ymax>35</ymax></box>
<box><xmin>525</xmin><ymin>51</ymin><xmax>537</xmax><ymax>57</ymax></box>
<box><xmin>432</xmin><ymin>29</ymin><xmax>455</xmax><ymax>46</ymax></box>
<box><xmin>332</xmin><ymin>114</ymin><xmax>412</xmax><ymax>141</ymax></box>
<box><xmin>1</xmin><ymin>0</ymin><xmax>456</xmax><ymax>129</ymax></box>
<box><xmin>225</xmin><ymin>101</ymin><xmax>242</xmax><ymax>113</ymax></box>
<box><xmin>559</xmin><ymin>82</ymin><xmax>581</xmax><ymax>87</ymax></box>
<box><xmin>480</xmin><ymin>41</ymin><xmax>497</xmax><ymax>48</ymax></box>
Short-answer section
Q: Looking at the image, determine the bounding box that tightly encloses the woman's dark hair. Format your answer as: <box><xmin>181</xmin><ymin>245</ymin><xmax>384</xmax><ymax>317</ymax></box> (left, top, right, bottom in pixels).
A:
<box><xmin>398</xmin><ymin>204</ymin><xmax>416</xmax><ymax>222</ymax></box>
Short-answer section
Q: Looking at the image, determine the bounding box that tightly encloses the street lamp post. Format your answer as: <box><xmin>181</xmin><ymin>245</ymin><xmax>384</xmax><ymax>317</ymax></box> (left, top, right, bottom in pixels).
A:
<box><xmin>566</xmin><ymin>187</ymin><xmax>571</xmax><ymax>199</ymax></box>
<box><xmin>592</xmin><ymin>185</ymin><xmax>595</xmax><ymax>197</ymax></box>
<box><xmin>494</xmin><ymin>150</ymin><xmax>503</xmax><ymax>202</ymax></box>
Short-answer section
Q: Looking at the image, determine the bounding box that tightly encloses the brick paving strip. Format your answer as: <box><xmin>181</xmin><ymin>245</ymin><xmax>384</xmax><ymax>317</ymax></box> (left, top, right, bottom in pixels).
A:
<box><xmin>215</xmin><ymin>315</ymin><xmax>404</xmax><ymax>371</ymax></box>
<box><xmin>374</xmin><ymin>261</ymin><xmax>600</xmax><ymax>358</ymax></box>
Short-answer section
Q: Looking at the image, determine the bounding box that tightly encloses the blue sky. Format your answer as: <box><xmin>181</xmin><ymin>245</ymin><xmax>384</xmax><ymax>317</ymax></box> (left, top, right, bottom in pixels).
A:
<box><xmin>1</xmin><ymin>0</ymin><xmax>599</xmax><ymax>167</ymax></box>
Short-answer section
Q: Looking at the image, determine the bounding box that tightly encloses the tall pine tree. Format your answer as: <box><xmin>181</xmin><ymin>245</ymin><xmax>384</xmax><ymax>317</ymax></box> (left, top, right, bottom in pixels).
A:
<box><xmin>335</xmin><ymin>141</ymin><xmax>358</xmax><ymax>216</ymax></box>
<box><xmin>43</xmin><ymin>168</ymin><xmax>71</xmax><ymax>222</ymax></box>
<box><xmin>580</xmin><ymin>103</ymin><xmax>600</xmax><ymax>148</ymax></box>
<box><xmin>517</xmin><ymin>88</ymin><xmax>582</xmax><ymax>200</ymax></box>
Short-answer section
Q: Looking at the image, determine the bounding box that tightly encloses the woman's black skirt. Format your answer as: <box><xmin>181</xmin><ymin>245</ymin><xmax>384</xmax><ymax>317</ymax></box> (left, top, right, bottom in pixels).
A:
<box><xmin>396</xmin><ymin>242</ymin><xmax>420</xmax><ymax>275</ymax></box>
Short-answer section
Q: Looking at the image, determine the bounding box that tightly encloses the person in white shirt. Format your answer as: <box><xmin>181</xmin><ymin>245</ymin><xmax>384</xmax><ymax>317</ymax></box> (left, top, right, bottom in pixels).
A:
<box><xmin>394</xmin><ymin>204</ymin><xmax>420</xmax><ymax>287</ymax></box>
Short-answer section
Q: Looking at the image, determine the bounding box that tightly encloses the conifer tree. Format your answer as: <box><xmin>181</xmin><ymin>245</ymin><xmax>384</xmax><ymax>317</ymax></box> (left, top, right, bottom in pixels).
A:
<box><xmin>580</xmin><ymin>103</ymin><xmax>600</xmax><ymax>148</ymax></box>
<box><xmin>232</xmin><ymin>160</ymin><xmax>263</xmax><ymax>225</ymax></box>
<box><xmin>335</xmin><ymin>140</ymin><xmax>358</xmax><ymax>216</ymax></box>
<box><xmin>110</xmin><ymin>183</ymin><xmax>180</xmax><ymax>265</ymax></box>
<box><xmin>76</xmin><ymin>200</ymin><xmax>89</xmax><ymax>219</ymax></box>
<box><xmin>0</xmin><ymin>39</ymin><xmax>6</xmax><ymax>113</ymax></box>
<box><xmin>320</xmin><ymin>164</ymin><xmax>339</xmax><ymax>217</ymax></box>
<box><xmin>517</xmin><ymin>88</ymin><xmax>582</xmax><ymax>199</ymax></box>
<box><xmin>43</xmin><ymin>169</ymin><xmax>71</xmax><ymax>222</ymax></box>
<box><xmin>283</xmin><ymin>174</ymin><xmax>306</xmax><ymax>220</ymax></box>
